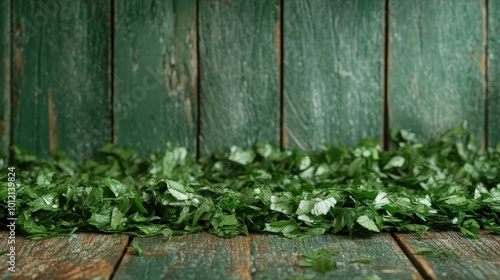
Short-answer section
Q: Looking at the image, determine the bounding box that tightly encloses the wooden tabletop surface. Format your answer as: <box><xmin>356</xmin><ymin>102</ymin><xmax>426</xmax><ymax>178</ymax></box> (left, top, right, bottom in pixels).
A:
<box><xmin>0</xmin><ymin>231</ymin><xmax>499</xmax><ymax>280</ymax></box>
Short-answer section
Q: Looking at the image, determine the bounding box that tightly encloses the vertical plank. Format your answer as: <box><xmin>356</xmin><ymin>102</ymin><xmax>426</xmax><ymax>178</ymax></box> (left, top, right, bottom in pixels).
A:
<box><xmin>0</xmin><ymin>0</ymin><xmax>10</xmax><ymax>155</ymax></box>
<box><xmin>284</xmin><ymin>0</ymin><xmax>384</xmax><ymax>149</ymax></box>
<box><xmin>251</xmin><ymin>233</ymin><xmax>421</xmax><ymax>280</ymax></box>
<box><xmin>389</xmin><ymin>0</ymin><xmax>485</xmax><ymax>144</ymax></box>
<box><xmin>113</xmin><ymin>232</ymin><xmax>252</xmax><ymax>280</ymax></box>
<box><xmin>394</xmin><ymin>231</ymin><xmax>500</xmax><ymax>280</ymax></box>
<box><xmin>0</xmin><ymin>232</ymin><xmax>129</xmax><ymax>279</ymax></box>
<box><xmin>114</xmin><ymin>0</ymin><xmax>197</xmax><ymax>154</ymax></box>
<box><xmin>11</xmin><ymin>0</ymin><xmax>110</xmax><ymax>162</ymax></box>
<box><xmin>199</xmin><ymin>0</ymin><xmax>280</xmax><ymax>154</ymax></box>
<box><xmin>489</xmin><ymin>0</ymin><xmax>500</xmax><ymax>146</ymax></box>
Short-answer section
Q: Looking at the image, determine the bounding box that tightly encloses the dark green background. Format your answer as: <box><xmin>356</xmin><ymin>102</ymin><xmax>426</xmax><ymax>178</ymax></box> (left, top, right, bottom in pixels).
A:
<box><xmin>1</xmin><ymin>0</ymin><xmax>498</xmax><ymax>161</ymax></box>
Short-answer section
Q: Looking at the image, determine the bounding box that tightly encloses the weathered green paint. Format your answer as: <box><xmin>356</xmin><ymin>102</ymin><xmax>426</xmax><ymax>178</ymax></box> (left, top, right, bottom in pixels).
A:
<box><xmin>12</xmin><ymin>0</ymin><xmax>110</xmax><ymax>162</ymax></box>
<box><xmin>284</xmin><ymin>0</ymin><xmax>384</xmax><ymax>149</ymax></box>
<box><xmin>0</xmin><ymin>0</ymin><xmax>10</xmax><ymax>155</ymax></box>
<box><xmin>489</xmin><ymin>0</ymin><xmax>500</xmax><ymax>146</ymax></box>
<box><xmin>251</xmin><ymin>233</ymin><xmax>421</xmax><ymax>280</ymax></box>
<box><xmin>199</xmin><ymin>0</ymin><xmax>280</xmax><ymax>155</ymax></box>
<box><xmin>114</xmin><ymin>0</ymin><xmax>197</xmax><ymax>154</ymax></box>
<box><xmin>0</xmin><ymin>232</ymin><xmax>129</xmax><ymax>279</ymax></box>
<box><xmin>389</xmin><ymin>0</ymin><xmax>485</xmax><ymax>144</ymax></box>
<box><xmin>114</xmin><ymin>232</ymin><xmax>252</xmax><ymax>280</ymax></box>
<box><xmin>394</xmin><ymin>231</ymin><xmax>500</xmax><ymax>280</ymax></box>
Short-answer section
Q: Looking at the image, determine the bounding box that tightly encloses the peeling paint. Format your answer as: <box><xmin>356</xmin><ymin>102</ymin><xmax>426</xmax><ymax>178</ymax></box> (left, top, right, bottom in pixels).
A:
<box><xmin>14</xmin><ymin>46</ymin><xmax>23</xmax><ymax>69</ymax></box>
<box><xmin>480</xmin><ymin>51</ymin><xmax>487</xmax><ymax>79</ymax></box>
<box><xmin>190</xmin><ymin>21</ymin><xmax>198</xmax><ymax>95</ymax></box>
<box><xmin>411</xmin><ymin>72</ymin><xmax>419</xmax><ymax>97</ymax></box>
<box><xmin>0</xmin><ymin>120</ymin><xmax>5</xmax><ymax>137</ymax></box>
<box><xmin>12</xmin><ymin>47</ymin><xmax>23</xmax><ymax>107</ymax></box>
<box><xmin>384</xmin><ymin>13</ymin><xmax>392</xmax><ymax>148</ymax></box>
<box><xmin>186</xmin><ymin>97</ymin><xmax>192</xmax><ymax>127</ymax></box>
<box><xmin>275</xmin><ymin>9</ymin><xmax>281</xmax><ymax>91</ymax></box>
<box><xmin>48</xmin><ymin>88</ymin><xmax>57</xmax><ymax>153</ymax></box>
<box><xmin>480</xmin><ymin>0</ymin><xmax>487</xmax><ymax>79</ymax></box>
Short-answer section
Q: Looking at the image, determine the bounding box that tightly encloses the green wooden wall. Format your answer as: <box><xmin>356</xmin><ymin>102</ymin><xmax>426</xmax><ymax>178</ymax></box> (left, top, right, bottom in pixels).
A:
<box><xmin>0</xmin><ymin>0</ymin><xmax>499</xmax><ymax>161</ymax></box>
<box><xmin>114</xmin><ymin>0</ymin><xmax>197</xmax><ymax>155</ymax></box>
<box><xmin>11</xmin><ymin>0</ymin><xmax>110</xmax><ymax>162</ymax></box>
<box><xmin>199</xmin><ymin>0</ymin><xmax>280</xmax><ymax>155</ymax></box>
<box><xmin>284</xmin><ymin>0</ymin><xmax>384</xmax><ymax>149</ymax></box>
<box><xmin>490</xmin><ymin>0</ymin><xmax>500</xmax><ymax>146</ymax></box>
<box><xmin>389</xmin><ymin>0</ymin><xmax>485</xmax><ymax>144</ymax></box>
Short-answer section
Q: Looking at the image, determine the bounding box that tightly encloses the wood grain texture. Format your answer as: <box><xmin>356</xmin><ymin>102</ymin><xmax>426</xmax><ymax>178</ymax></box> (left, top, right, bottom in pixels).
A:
<box><xmin>113</xmin><ymin>232</ymin><xmax>252</xmax><ymax>280</ymax></box>
<box><xmin>251</xmin><ymin>233</ymin><xmax>421</xmax><ymax>280</ymax></box>
<box><xmin>284</xmin><ymin>0</ymin><xmax>384</xmax><ymax>149</ymax></box>
<box><xmin>0</xmin><ymin>0</ymin><xmax>10</xmax><ymax>155</ymax></box>
<box><xmin>489</xmin><ymin>0</ymin><xmax>500</xmax><ymax>146</ymax></box>
<box><xmin>393</xmin><ymin>231</ymin><xmax>500</xmax><ymax>280</ymax></box>
<box><xmin>199</xmin><ymin>0</ymin><xmax>280</xmax><ymax>155</ymax></box>
<box><xmin>11</xmin><ymin>0</ymin><xmax>111</xmax><ymax>162</ymax></box>
<box><xmin>114</xmin><ymin>0</ymin><xmax>197</xmax><ymax>154</ymax></box>
<box><xmin>0</xmin><ymin>232</ymin><xmax>129</xmax><ymax>280</ymax></box>
<box><xmin>389</xmin><ymin>0</ymin><xmax>485</xmax><ymax>144</ymax></box>
<box><xmin>114</xmin><ymin>232</ymin><xmax>421</xmax><ymax>280</ymax></box>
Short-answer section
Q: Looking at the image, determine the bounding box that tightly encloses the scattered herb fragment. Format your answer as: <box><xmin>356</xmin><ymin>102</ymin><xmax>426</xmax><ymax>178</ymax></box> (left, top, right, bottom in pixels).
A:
<box><xmin>129</xmin><ymin>241</ymin><xmax>144</xmax><ymax>256</ymax></box>
<box><xmin>414</xmin><ymin>247</ymin><xmax>456</xmax><ymax>257</ymax></box>
<box><xmin>297</xmin><ymin>248</ymin><xmax>340</xmax><ymax>273</ymax></box>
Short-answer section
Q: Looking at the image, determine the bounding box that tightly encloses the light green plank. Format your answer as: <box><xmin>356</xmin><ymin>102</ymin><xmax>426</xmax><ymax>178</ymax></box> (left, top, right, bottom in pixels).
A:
<box><xmin>489</xmin><ymin>0</ymin><xmax>500</xmax><ymax>146</ymax></box>
<box><xmin>114</xmin><ymin>232</ymin><xmax>253</xmax><ymax>280</ymax></box>
<box><xmin>199</xmin><ymin>0</ymin><xmax>280</xmax><ymax>155</ymax></box>
<box><xmin>251</xmin><ymin>233</ymin><xmax>421</xmax><ymax>280</ymax></box>
<box><xmin>394</xmin><ymin>231</ymin><xmax>500</xmax><ymax>279</ymax></box>
<box><xmin>0</xmin><ymin>0</ymin><xmax>10</xmax><ymax>155</ymax></box>
<box><xmin>114</xmin><ymin>0</ymin><xmax>197</xmax><ymax>154</ymax></box>
<box><xmin>12</xmin><ymin>0</ymin><xmax>110</xmax><ymax>161</ymax></box>
<box><xmin>389</xmin><ymin>0</ymin><xmax>485</xmax><ymax>144</ymax></box>
<box><xmin>284</xmin><ymin>0</ymin><xmax>384</xmax><ymax>149</ymax></box>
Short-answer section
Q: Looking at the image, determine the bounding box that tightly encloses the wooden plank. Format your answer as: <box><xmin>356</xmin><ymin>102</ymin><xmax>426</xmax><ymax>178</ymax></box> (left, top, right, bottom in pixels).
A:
<box><xmin>489</xmin><ymin>0</ymin><xmax>500</xmax><ymax>146</ymax></box>
<box><xmin>393</xmin><ymin>231</ymin><xmax>500</xmax><ymax>280</ymax></box>
<box><xmin>251</xmin><ymin>233</ymin><xmax>421</xmax><ymax>280</ymax></box>
<box><xmin>0</xmin><ymin>232</ymin><xmax>129</xmax><ymax>279</ymax></box>
<box><xmin>114</xmin><ymin>0</ymin><xmax>197</xmax><ymax>154</ymax></box>
<box><xmin>11</xmin><ymin>0</ymin><xmax>110</xmax><ymax>161</ymax></box>
<box><xmin>113</xmin><ymin>232</ymin><xmax>252</xmax><ymax>280</ymax></box>
<box><xmin>284</xmin><ymin>0</ymin><xmax>384</xmax><ymax>149</ymax></box>
<box><xmin>199</xmin><ymin>0</ymin><xmax>280</xmax><ymax>154</ymax></box>
<box><xmin>0</xmin><ymin>0</ymin><xmax>10</xmax><ymax>155</ymax></box>
<box><xmin>389</xmin><ymin>0</ymin><xmax>485</xmax><ymax>144</ymax></box>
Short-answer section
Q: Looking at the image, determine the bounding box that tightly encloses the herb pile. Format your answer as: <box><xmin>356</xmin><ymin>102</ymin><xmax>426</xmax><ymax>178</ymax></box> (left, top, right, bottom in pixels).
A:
<box><xmin>1</xmin><ymin>123</ymin><xmax>499</xmax><ymax>240</ymax></box>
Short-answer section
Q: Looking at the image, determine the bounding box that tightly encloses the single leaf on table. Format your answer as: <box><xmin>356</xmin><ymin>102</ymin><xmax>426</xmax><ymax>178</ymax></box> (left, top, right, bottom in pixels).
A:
<box><xmin>357</xmin><ymin>215</ymin><xmax>380</xmax><ymax>233</ymax></box>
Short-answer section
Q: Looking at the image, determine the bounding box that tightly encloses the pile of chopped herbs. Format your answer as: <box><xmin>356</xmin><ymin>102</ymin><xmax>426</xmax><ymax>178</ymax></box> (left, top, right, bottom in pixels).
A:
<box><xmin>1</xmin><ymin>123</ymin><xmax>499</xmax><ymax>240</ymax></box>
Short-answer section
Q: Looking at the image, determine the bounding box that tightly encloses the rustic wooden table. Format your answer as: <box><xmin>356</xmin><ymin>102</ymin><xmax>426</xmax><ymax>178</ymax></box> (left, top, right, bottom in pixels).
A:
<box><xmin>1</xmin><ymin>231</ymin><xmax>499</xmax><ymax>280</ymax></box>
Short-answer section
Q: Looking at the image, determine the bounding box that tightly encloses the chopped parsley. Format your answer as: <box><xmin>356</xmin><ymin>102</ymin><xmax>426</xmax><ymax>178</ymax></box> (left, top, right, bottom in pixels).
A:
<box><xmin>0</xmin><ymin>123</ymin><xmax>498</xmax><ymax>240</ymax></box>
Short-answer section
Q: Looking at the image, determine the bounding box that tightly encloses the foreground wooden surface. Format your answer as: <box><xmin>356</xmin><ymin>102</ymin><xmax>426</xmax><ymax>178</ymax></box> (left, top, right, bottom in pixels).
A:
<box><xmin>0</xmin><ymin>232</ymin><xmax>129</xmax><ymax>280</ymax></box>
<box><xmin>393</xmin><ymin>231</ymin><xmax>500</xmax><ymax>280</ymax></box>
<box><xmin>0</xmin><ymin>231</ymin><xmax>499</xmax><ymax>279</ymax></box>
